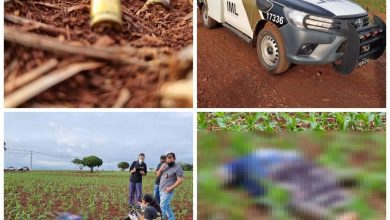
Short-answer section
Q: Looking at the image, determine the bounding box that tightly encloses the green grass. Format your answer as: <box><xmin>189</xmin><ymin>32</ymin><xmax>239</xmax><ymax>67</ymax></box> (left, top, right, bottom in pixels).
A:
<box><xmin>198</xmin><ymin>112</ymin><xmax>386</xmax><ymax>132</ymax></box>
<box><xmin>5</xmin><ymin>170</ymin><xmax>193</xmax><ymax>220</ymax></box>
<box><xmin>354</xmin><ymin>0</ymin><xmax>386</xmax><ymax>14</ymax></box>
<box><xmin>197</xmin><ymin>112</ymin><xmax>386</xmax><ymax>219</ymax></box>
<box><xmin>198</xmin><ymin>132</ymin><xmax>385</xmax><ymax>219</ymax></box>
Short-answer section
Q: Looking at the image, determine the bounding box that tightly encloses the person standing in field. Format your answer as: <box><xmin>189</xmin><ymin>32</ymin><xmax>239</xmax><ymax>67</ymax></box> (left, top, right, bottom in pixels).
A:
<box><xmin>154</xmin><ymin>155</ymin><xmax>167</xmax><ymax>204</ymax></box>
<box><xmin>129</xmin><ymin>153</ymin><xmax>148</xmax><ymax>206</ymax></box>
<box><xmin>157</xmin><ymin>152</ymin><xmax>184</xmax><ymax>220</ymax></box>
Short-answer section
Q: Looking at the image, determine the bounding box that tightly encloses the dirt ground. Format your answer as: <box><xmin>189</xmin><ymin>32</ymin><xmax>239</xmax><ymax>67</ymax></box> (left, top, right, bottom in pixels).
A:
<box><xmin>197</xmin><ymin>14</ymin><xmax>386</xmax><ymax>108</ymax></box>
<box><xmin>5</xmin><ymin>171</ymin><xmax>193</xmax><ymax>220</ymax></box>
<box><xmin>4</xmin><ymin>0</ymin><xmax>193</xmax><ymax>108</ymax></box>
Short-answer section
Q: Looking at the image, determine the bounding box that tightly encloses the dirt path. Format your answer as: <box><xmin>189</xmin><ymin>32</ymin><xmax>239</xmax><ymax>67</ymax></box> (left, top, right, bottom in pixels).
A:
<box><xmin>197</xmin><ymin>15</ymin><xmax>386</xmax><ymax>108</ymax></box>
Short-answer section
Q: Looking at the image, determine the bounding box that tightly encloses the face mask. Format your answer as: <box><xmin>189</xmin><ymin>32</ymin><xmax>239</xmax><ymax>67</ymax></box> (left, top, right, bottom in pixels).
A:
<box><xmin>167</xmin><ymin>161</ymin><xmax>175</xmax><ymax>167</ymax></box>
<box><xmin>139</xmin><ymin>159</ymin><xmax>143</xmax><ymax>163</ymax></box>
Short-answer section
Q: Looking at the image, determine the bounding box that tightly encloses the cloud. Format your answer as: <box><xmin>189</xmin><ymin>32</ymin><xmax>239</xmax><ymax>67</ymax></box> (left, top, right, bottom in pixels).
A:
<box><xmin>72</xmin><ymin>127</ymin><xmax>89</xmax><ymax>133</ymax></box>
<box><xmin>55</xmin><ymin>148</ymin><xmax>80</xmax><ymax>157</ymax></box>
<box><xmin>49</xmin><ymin>122</ymin><xmax>80</xmax><ymax>146</ymax></box>
<box><xmin>9</xmin><ymin>137</ymin><xmax>20</xmax><ymax>142</ymax></box>
<box><xmin>49</xmin><ymin>121</ymin><xmax>107</xmax><ymax>149</ymax></box>
<box><xmin>5</xmin><ymin>112</ymin><xmax>193</xmax><ymax>170</ymax></box>
<box><xmin>91</xmin><ymin>136</ymin><xmax>108</xmax><ymax>146</ymax></box>
<box><xmin>35</xmin><ymin>160</ymin><xmax>70</xmax><ymax>167</ymax></box>
<box><xmin>175</xmin><ymin>112</ymin><xmax>193</xmax><ymax>119</ymax></box>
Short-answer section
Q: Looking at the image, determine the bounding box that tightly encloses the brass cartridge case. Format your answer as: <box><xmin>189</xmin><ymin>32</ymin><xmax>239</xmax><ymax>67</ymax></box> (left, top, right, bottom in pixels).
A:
<box><xmin>90</xmin><ymin>0</ymin><xmax>122</xmax><ymax>28</ymax></box>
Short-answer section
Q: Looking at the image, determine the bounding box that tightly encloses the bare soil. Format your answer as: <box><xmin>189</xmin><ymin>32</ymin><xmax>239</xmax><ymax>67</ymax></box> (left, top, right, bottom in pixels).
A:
<box><xmin>197</xmin><ymin>14</ymin><xmax>386</xmax><ymax>108</ymax></box>
<box><xmin>4</xmin><ymin>0</ymin><xmax>193</xmax><ymax>108</ymax></box>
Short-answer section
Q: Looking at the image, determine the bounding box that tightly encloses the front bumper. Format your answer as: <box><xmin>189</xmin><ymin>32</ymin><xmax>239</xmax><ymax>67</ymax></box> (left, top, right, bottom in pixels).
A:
<box><xmin>333</xmin><ymin>16</ymin><xmax>386</xmax><ymax>74</ymax></box>
<box><xmin>280</xmin><ymin>15</ymin><xmax>386</xmax><ymax>74</ymax></box>
<box><xmin>280</xmin><ymin>24</ymin><xmax>345</xmax><ymax>65</ymax></box>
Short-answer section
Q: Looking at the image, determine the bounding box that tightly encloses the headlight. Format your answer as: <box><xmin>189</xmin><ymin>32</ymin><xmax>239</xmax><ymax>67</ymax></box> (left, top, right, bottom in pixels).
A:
<box><xmin>303</xmin><ymin>15</ymin><xmax>340</xmax><ymax>32</ymax></box>
<box><xmin>284</xmin><ymin>7</ymin><xmax>307</xmax><ymax>28</ymax></box>
<box><xmin>284</xmin><ymin>7</ymin><xmax>341</xmax><ymax>33</ymax></box>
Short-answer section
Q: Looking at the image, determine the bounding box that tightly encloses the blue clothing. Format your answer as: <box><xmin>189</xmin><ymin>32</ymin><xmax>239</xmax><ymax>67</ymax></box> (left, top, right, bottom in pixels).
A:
<box><xmin>222</xmin><ymin>149</ymin><xmax>350</xmax><ymax>219</ymax></box>
<box><xmin>154</xmin><ymin>184</ymin><xmax>161</xmax><ymax>204</ymax></box>
<box><xmin>223</xmin><ymin>149</ymin><xmax>301</xmax><ymax>197</ymax></box>
<box><xmin>160</xmin><ymin>191</ymin><xmax>175</xmax><ymax>220</ymax></box>
<box><xmin>56</xmin><ymin>213</ymin><xmax>83</xmax><ymax>220</ymax></box>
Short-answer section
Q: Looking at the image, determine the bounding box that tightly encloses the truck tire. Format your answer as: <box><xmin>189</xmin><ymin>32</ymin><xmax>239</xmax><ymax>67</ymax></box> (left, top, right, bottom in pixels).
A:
<box><xmin>201</xmin><ymin>4</ymin><xmax>218</xmax><ymax>29</ymax></box>
<box><xmin>256</xmin><ymin>23</ymin><xmax>291</xmax><ymax>74</ymax></box>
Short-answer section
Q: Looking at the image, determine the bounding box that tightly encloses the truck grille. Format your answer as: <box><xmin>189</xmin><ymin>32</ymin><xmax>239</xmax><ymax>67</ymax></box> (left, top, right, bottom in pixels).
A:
<box><xmin>336</xmin><ymin>16</ymin><xmax>370</xmax><ymax>53</ymax></box>
<box><xmin>338</xmin><ymin>16</ymin><xmax>370</xmax><ymax>29</ymax></box>
<box><xmin>336</xmin><ymin>15</ymin><xmax>385</xmax><ymax>60</ymax></box>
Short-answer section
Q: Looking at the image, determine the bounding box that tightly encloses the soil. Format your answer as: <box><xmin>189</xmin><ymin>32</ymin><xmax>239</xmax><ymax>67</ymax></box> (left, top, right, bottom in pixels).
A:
<box><xmin>197</xmin><ymin>14</ymin><xmax>386</xmax><ymax>108</ymax></box>
<box><xmin>4</xmin><ymin>0</ymin><xmax>193</xmax><ymax>108</ymax></box>
<box><xmin>6</xmin><ymin>171</ymin><xmax>193</xmax><ymax>220</ymax></box>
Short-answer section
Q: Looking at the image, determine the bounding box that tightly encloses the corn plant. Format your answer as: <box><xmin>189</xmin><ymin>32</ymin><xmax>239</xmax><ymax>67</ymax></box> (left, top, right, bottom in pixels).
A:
<box><xmin>198</xmin><ymin>112</ymin><xmax>386</xmax><ymax>132</ymax></box>
<box><xmin>5</xmin><ymin>171</ymin><xmax>193</xmax><ymax>219</ymax></box>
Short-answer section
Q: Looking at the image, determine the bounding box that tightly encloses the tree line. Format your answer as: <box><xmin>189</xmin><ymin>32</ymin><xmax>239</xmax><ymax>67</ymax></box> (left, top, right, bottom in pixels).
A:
<box><xmin>72</xmin><ymin>155</ymin><xmax>103</xmax><ymax>172</ymax></box>
<box><xmin>73</xmin><ymin>156</ymin><xmax>193</xmax><ymax>172</ymax></box>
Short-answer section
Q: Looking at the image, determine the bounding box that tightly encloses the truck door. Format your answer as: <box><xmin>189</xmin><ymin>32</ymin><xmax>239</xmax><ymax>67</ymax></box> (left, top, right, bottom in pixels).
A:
<box><xmin>223</xmin><ymin>0</ymin><xmax>254</xmax><ymax>38</ymax></box>
<box><xmin>207</xmin><ymin>0</ymin><xmax>224</xmax><ymax>23</ymax></box>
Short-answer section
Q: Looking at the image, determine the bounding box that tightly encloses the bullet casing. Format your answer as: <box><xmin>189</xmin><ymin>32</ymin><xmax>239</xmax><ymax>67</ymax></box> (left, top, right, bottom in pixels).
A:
<box><xmin>90</xmin><ymin>0</ymin><xmax>122</xmax><ymax>27</ymax></box>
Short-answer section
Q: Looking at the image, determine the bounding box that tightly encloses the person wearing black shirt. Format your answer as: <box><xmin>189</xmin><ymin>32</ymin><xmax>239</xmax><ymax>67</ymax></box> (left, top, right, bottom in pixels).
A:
<box><xmin>129</xmin><ymin>153</ymin><xmax>147</xmax><ymax>206</ymax></box>
<box><xmin>154</xmin><ymin>155</ymin><xmax>166</xmax><ymax>204</ymax></box>
<box><xmin>126</xmin><ymin>194</ymin><xmax>161</xmax><ymax>220</ymax></box>
<box><xmin>142</xmin><ymin>194</ymin><xmax>161</xmax><ymax>220</ymax></box>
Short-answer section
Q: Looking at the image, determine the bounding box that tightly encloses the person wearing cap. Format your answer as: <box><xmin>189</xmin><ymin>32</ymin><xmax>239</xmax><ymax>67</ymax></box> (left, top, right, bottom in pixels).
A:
<box><xmin>156</xmin><ymin>152</ymin><xmax>184</xmax><ymax>220</ymax></box>
<box><xmin>154</xmin><ymin>155</ymin><xmax>167</xmax><ymax>204</ymax></box>
<box><xmin>129</xmin><ymin>153</ymin><xmax>148</xmax><ymax>206</ymax></box>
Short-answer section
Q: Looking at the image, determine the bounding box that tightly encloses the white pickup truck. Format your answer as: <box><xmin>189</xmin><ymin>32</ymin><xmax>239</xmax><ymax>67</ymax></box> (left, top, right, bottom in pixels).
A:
<box><xmin>198</xmin><ymin>0</ymin><xmax>386</xmax><ymax>74</ymax></box>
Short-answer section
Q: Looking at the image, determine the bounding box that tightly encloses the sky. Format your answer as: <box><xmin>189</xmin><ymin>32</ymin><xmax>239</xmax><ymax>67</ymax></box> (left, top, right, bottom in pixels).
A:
<box><xmin>4</xmin><ymin>112</ymin><xmax>193</xmax><ymax>170</ymax></box>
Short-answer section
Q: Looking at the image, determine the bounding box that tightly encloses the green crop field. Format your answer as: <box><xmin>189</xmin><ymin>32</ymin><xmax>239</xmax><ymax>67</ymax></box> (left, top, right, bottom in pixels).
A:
<box><xmin>5</xmin><ymin>170</ymin><xmax>193</xmax><ymax>220</ymax></box>
<box><xmin>198</xmin><ymin>112</ymin><xmax>386</xmax><ymax>132</ymax></box>
<box><xmin>198</xmin><ymin>113</ymin><xmax>386</xmax><ymax>219</ymax></box>
<box><xmin>354</xmin><ymin>0</ymin><xmax>386</xmax><ymax>14</ymax></box>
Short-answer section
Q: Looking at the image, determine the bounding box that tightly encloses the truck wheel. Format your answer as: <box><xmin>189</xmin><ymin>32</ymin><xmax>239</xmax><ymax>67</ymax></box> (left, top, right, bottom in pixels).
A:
<box><xmin>256</xmin><ymin>24</ymin><xmax>291</xmax><ymax>74</ymax></box>
<box><xmin>201</xmin><ymin>4</ymin><xmax>218</xmax><ymax>29</ymax></box>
